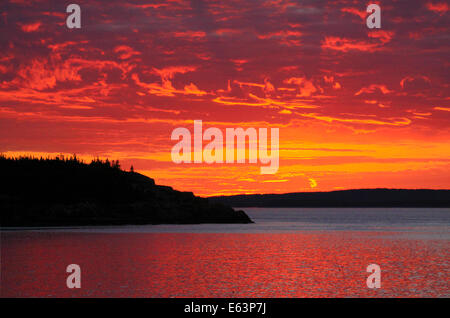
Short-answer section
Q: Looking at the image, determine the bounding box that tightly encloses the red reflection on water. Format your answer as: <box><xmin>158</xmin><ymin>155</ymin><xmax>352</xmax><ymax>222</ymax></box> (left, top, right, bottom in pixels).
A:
<box><xmin>1</xmin><ymin>232</ymin><xmax>449</xmax><ymax>297</ymax></box>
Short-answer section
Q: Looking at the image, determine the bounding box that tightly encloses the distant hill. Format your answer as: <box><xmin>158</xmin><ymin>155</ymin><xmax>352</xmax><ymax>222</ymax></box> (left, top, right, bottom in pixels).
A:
<box><xmin>0</xmin><ymin>156</ymin><xmax>252</xmax><ymax>227</ymax></box>
<box><xmin>209</xmin><ymin>189</ymin><xmax>450</xmax><ymax>207</ymax></box>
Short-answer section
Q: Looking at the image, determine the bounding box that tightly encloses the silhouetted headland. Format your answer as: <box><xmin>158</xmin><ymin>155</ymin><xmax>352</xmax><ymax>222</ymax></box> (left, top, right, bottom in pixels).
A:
<box><xmin>209</xmin><ymin>189</ymin><xmax>450</xmax><ymax>207</ymax></box>
<box><xmin>0</xmin><ymin>155</ymin><xmax>253</xmax><ymax>227</ymax></box>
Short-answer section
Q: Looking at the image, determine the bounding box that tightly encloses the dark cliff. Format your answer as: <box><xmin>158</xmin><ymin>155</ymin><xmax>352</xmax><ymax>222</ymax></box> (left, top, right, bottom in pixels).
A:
<box><xmin>0</xmin><ymin>156</ymin><xmax>253</xmax><ymax>226</ymax></box>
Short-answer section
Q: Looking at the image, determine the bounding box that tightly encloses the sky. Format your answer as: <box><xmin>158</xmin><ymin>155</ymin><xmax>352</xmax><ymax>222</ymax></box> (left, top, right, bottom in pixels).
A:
<box><xmin>0</xmin><ymin>0</ymin><xmax>449</xmax><ymax>196</ymax></box>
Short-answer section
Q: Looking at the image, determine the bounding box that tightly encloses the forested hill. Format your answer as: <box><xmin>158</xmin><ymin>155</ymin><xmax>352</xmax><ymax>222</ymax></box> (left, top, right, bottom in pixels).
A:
<box><xmin>0</xmin><ymin>155</ymin><xmax>252</xmax><ymax>226</ymax></box>
<box><xmin>209</xmin><ymin>189</ymin><xmax>450</xmax><ymax>207</ymax></box>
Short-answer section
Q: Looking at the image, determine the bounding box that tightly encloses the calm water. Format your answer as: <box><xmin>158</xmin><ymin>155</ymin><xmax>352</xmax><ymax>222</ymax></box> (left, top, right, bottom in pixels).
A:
<box><xmin>1</xmin><ymin>208</ymin><xmax>449</xmax><ymax>297</ymax></box>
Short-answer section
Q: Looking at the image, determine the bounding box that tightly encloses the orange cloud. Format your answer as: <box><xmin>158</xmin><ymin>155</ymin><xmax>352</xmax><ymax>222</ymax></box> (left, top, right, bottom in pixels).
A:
<box><xmin>285</xmin><ymin>77</ymin><xmax>317</xmax><ymax>97</ymax></box>
<box><xmin>341</xmin><ymin>7</ymin><xmax>366</xmax><ymax>20</ymax></box>
<box><xmin>1</xmin><ymin>54</ymin><xmax>133</xmax><ymax>93</ymax></box>
<box><xmin>114</xmin><ymin>45</ymin><xmax>141</xmax><ymax>60</ymax></box>
<box><xmin>257</xmin><ymin>30</ymin><xmax>302</xmax><ymax>39</ymax></box>
<box><xmin>368</xmin><ymin>30</ymin><xmax>394</xmax><ymax>44</ymax></box>
<box><xmin>257</xmin><ymin>30</ymin><xmax>302</xmax><ymax>45</ymax></box>
<box><xmin>183</xmin><ymin>83</ymin><xmax>208</xmax><ymax>96</ymax></box>
<box><xmin>333</xmin><ymin>82</ymin><xmax>341</xmax><ymax>90</ymax></box>
<box><xmin>19</xmin><ymin>22</ymin><xmax>41</xmax><ymax>32</ymax></box>
<box><xmin>400</xmin><ymin>76</ymin><xmax>431</xmax><ymax>90</ymax></box>
<box><xmin>426</xmin><ymin>2</ymin><xmax>449</xmax><ymax>15</ymax></box>
<box><xmin>434</xmin><ymin>107</ymin><xmax>450</xmax><ymax>112</ymax></box>
<box><xmin>355</xmin><ymin>84</ymin><xmax>393</xmax><ymax>96</ymax></box>
<box><xmin>232</xmin><ymin>79</ymin><xmax>276</xmax><ymax>96</ymax></box>
<box><xmin>299</xmin><ymin>113</ymin><xmax>411</xmax><ymax>127</ymax></box>
<box><xmin>153</xmin><ymin>66</ymin><xmax>197</xmax><ymax>79</ymax></box>
<box><xmin>8</xmin><ymin>58</ymin><xmax>81</xmax><ymax>90</ymax></box>
<box><xmin>212</xmin><ymin>96</ymin><xmax>271</xmax><ymax>107</ymax></box>
<box><xmin>231</xmin><ymin>59</ymin><xmax>248</xmax><ymax>71</ymax></box>
<box><xmin>48</xmin><ymin>41</ymin><xmax>89</xmax><ymax>51</ymax></box>
<box><xmin>215</xmin><ymin>28</ymin><xmax>241</xmax><ymax>36</ymax></box>
<box><xmin>173</xmin><ymin>31</ymin><xmax>207</xmax><ymax>38</ymax></box>
<box><xmin>322</xmin><ymin>32</ymin><xmax>393</xmax><ymax>52</ymax></box>
<box><xmin>132</xmin><ymin>66</ymin><xmax>207</xmax><ymax>97</ymax></box>
<box><xmin>323</xmin><ymin>76</ymin><xmax>341</xmax><ymax>90</ymax></box>
<box><xmin>322</xmin><ymin>36</ymin><xmax>379</xmax><ymax>52</ymax></box>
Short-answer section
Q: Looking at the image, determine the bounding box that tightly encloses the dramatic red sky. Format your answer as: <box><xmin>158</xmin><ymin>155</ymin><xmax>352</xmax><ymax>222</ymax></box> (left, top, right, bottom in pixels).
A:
<box><xmin>1</xmin><ymin>0</ymin><xmax>449</xmax><ymax>196</ymax></box>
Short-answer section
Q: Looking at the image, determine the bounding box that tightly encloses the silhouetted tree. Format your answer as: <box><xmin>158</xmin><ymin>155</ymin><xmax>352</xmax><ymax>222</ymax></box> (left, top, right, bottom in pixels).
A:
<box><xmin>112</xmin><ymin>160</ymin><xmax>120</xmax><ymax>169</ymax></box>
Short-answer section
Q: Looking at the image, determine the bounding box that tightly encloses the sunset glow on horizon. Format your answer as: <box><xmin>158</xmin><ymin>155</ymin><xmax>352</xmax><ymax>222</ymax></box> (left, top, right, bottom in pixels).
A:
<box><xmin>1</xmin><ymin>0</ymin><xmax>449</xmax><ymax>196</ymax></box>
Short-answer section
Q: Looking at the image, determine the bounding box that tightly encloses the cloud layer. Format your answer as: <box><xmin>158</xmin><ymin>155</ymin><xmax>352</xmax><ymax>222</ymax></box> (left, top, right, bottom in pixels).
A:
<box><xmin>1</xmin><ymin>0</ymin><xmax>449</xmax><ymax>195</ymax></box>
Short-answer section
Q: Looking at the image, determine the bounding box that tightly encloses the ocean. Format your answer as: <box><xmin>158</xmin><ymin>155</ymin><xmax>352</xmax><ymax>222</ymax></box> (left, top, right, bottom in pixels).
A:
<box><xmin>1</xmin><ymin>208</ymin><xmax>449</xmax><ymax>297</ymax></box>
